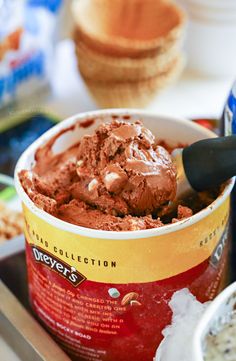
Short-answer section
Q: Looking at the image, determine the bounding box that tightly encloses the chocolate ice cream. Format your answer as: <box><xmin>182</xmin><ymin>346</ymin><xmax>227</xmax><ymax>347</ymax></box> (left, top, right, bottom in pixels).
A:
<box><xmin>72</xmin><ymin>121</ymin><xmax>176</xmax><ymax>216</ymax></box>
<box><xmin>20</xmin><ymin>119</ymin><xmax>214</xmax><ymax>231</ymax></box>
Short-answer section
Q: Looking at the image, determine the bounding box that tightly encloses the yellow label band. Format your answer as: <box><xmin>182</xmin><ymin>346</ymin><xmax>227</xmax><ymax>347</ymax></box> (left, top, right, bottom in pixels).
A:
<box><xmin>23</xmin><ymin>198</ymin><xmax>230</xmax><ymax>284</ymax></box>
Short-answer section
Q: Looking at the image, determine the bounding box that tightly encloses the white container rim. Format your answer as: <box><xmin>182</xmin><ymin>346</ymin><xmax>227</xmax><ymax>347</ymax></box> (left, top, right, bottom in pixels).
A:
<box><xmin>193</xmin><ymin>281</ymin><xmax>236</xmax><ymax>361</ymax></box>
<box><xmin>15</xmin><ymin>109</ymin><xmax>234</xmax><ymax>240</ymax></box>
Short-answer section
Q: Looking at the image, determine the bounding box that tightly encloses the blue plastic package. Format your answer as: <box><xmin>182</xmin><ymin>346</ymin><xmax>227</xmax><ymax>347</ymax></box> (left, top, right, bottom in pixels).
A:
<box><xmin>0</xmin><ymin>0</ymin><xmax>62</xmax><ymax>107</ymax></box>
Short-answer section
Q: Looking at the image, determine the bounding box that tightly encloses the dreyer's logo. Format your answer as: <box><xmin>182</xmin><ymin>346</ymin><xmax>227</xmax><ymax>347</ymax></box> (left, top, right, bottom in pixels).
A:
<box><xmin>31</xmin><ymin>246</ymin><xmax>86</xmax><ymax>287</ymax></box>
<box><xmin>210</xmin><ymin>225</ymin><xmax>229</xmax><ymax>268</ymax></box>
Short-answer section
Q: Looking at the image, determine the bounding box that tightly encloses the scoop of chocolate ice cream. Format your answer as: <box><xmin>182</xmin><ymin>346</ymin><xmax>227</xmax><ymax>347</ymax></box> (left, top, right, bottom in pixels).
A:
<box><xmin>19</xmin><ymin>118</ymin><xmax>219</xmax><ymax>231</ymax></box>
<box><xmin>72</xmin><ymin>120</ymin><xmax>177</xmax><ymax>216</ymax></box>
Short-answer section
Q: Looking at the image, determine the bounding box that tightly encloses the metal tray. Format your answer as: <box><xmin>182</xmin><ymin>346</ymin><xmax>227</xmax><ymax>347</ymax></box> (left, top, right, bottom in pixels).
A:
<box><xmin>0</xmin><ymin>251</ymin><xmax>71</xmax><ymax>361</ymax></box>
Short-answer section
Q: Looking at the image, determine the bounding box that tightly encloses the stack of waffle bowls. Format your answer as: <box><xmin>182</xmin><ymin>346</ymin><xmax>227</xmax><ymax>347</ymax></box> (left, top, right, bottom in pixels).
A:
<box><xmin>72</xmin><ymin>0</ymin><xmax>186</xmax><ymax>108</ymax></box>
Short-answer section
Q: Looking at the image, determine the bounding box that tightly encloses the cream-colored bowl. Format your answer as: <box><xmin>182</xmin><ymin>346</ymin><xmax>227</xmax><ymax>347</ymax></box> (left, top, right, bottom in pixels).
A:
<box><xmin>194</xmin><ymin>282</ymin><xmax>236</xmax><ymax>361</ymax></box>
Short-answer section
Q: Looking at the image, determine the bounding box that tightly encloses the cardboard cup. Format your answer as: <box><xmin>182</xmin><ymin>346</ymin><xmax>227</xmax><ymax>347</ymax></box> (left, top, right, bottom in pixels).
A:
<box><xmin>15</xmin><ymin>110</ymin><xmax>234</xmax><ymax>361</ymax></box>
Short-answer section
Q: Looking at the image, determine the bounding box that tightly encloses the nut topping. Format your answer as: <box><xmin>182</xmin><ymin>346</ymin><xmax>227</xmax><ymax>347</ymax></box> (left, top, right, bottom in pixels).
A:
<box><xmin>121</xmin><ymin>292</ymin><xmax>139</xmax><ymax>306</ymax></box>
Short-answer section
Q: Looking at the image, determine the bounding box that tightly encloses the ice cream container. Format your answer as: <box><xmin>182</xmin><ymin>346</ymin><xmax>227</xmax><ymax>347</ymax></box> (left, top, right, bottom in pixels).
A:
<box><xmin>194</xmin><ymin>281</ymin><xmax>236</xmax><ymax>361</ymax></box>
<box><xmin>15</xmin><ymin>109</ymin><xmax>234</xmax><ymax>361</ymax></box>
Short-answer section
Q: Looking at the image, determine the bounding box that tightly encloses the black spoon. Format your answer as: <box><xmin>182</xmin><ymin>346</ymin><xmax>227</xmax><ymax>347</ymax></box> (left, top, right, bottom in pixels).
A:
<box><xmin>173</xmin><ymin>135</ymin><xmax>236</xmax><ymax>201</ymax></box>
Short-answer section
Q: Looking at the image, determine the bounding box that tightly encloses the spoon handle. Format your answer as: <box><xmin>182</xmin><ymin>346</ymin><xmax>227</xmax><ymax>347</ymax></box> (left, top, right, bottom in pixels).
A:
<box><xmin>183</xmin><ymin>135</ymin><xmax>236</xmax><ymax>191</ymax></box>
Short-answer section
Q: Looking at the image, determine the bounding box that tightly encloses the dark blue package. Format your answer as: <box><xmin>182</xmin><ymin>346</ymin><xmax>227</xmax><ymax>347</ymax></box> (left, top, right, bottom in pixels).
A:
<box><xmin>0</xmin><ymin>112</ymin><xmax>59</xmax><ymax>176</ymax></box>
<box><xmin>221</xmin><ymin>81</ymin><xmax>236</xmax><ymax>281</ymax></box>
<box><xmin>222</xmin><ymin>82</ymin><xmax>236</xmax><ymax>136</ymax></box>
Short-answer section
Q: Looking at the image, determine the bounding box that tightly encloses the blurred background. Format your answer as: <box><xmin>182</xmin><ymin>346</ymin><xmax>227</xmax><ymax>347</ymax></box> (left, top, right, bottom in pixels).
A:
<box><xmin>0</xmin><ymin>0</ymin><xmax>235</xmax><ymax>123</ymax></box>
<box><xmin>1</xmin><ymin>0</ymin><xmax>236</xmax><ymax>216</ymax></box>
<box><xmin>0</xmin><ymin>1</ymin><xmax>236</xmax><ymax>359</ymax></box>
<box><xmin>0</xmin><ymin>0</ymin><xmax>236</xmax><ymax>238</ymax></box>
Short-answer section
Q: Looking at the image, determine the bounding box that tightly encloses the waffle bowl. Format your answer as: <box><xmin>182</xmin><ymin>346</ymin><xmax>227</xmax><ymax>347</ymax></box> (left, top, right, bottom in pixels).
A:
<box><xmin>72</xmin><ymin>0</ymin><xmax>186</xmax><ymax>107</ymax></box>
<box><xmin>75</xmin><ymin>36</ymin><xmax>183</xmax><ymax>82</ymax></box>
<box><xmin>82</xmin><ymin>54</ymin><xmax>185</xmax><ymax>108</ymax></box>
<box><xmin>72</xmin><ymin>0</ymin><xmax>186</xmax><ymax>58</ymax></box>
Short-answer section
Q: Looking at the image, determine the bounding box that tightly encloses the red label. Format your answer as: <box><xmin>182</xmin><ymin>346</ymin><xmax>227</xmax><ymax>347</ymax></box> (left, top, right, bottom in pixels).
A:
<box><xmin>26</xmin><ymin>239</ymin><xmax>229</xmax><ymax>361</ymax></box>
